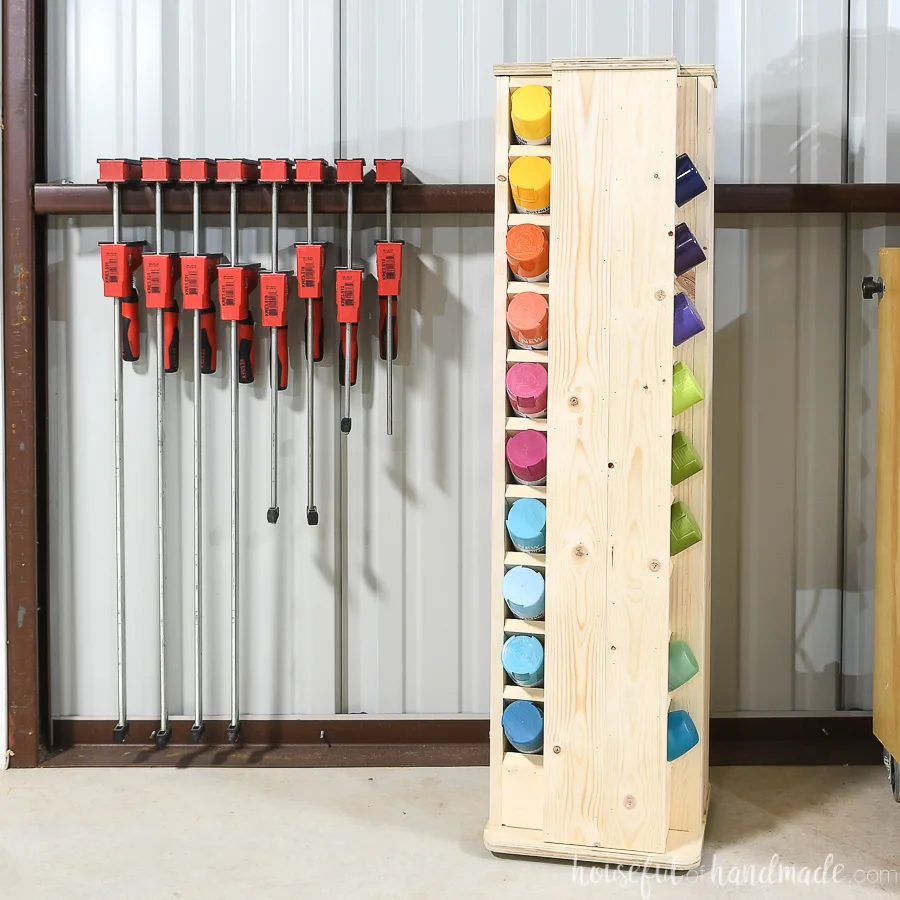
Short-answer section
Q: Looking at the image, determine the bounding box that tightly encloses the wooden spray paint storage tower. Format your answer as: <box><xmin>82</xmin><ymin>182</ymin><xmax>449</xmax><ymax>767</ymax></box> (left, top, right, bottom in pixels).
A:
<box><xmin>485</xmin><ymin>58</ymin><xmax>716</xmax><ymax>868</ymax></box>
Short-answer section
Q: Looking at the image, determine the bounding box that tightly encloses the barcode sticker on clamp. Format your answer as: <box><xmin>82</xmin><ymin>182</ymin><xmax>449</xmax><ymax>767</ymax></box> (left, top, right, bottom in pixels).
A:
<box><xmin>376</xmin><ymin>242</ymin><xmax>403</xmax><ymax>296</ymax></box>
<box><xmin>264</xmin><ymin>288</ymin><xmax>279</xmax><ymax>319</ymax></box>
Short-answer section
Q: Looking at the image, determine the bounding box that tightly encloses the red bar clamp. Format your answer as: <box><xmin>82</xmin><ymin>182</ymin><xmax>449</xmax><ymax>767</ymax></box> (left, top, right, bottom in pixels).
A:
<box><xmin>374</xmin><ymin>158</ymin><xmax>403</xmax><ymax>185</ymax></box>
<box><xmin>180</xmin><ymin>158</ymin><xmax>217</xmax><ymax>183</ymax></box>
<box><xmin>294</xmin><ymin>159</ymin><xmax>326</xmax><ymax>184</ymax></box>
<box><xmin>98</xmin><ymin>158</ymin><xmax>142</xmax><ymax>184</ymax></box>
<box><xmin>100</xmin><ymin>242</ymin><xmax>146</xmax><ymax>298</ymax></box>
<box><xmin>216</xmin><ymin>159</ymin><xmax>260</xmax><ymax>183</ymax></box>
<box><xmin>144</xmin><ymin>254</ymin><xmax>180</xmax><ymax>309</ymax></box>
<box><xmin>335</xmin><ymin>158</ymin><xmax>365</xmax><ymax>184</ymax></box>
<box><xmin>335</xmin><ymin>267</ymin><xmax>363</xmax><ymax>386</ymax></box>
<box><xmin>259</xmin><ymin>158</ymin><xmax>293</xmax><ymax>184</ymax></box>
<box><xmin>218</xmin><ymin>264</ymin><xmax>261</xmax><ymax>322</ymax></box>
<box><xmin>260</xmin><ymin>272</ymin><xmax>289</xmax><ymax>328</ymax></box>
<box><xmin>181</xmin><ymin>255</ymin><xmax>222</xmax><ymax>311</ymax></box>
<box><xmin>141</xmin><ymin>157</ymin><xmax>180</xmax><ymax>184</ymax></box>
<box><xmin>375</xmin><ymin>242</ymin><xmax>403</xmax><ymax>298</ymax></box>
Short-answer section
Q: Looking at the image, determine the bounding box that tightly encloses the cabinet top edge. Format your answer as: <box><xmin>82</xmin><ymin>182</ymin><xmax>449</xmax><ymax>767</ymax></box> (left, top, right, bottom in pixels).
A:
<box><xmin>494</xmin><ymin>59</ymin><xmax>717</xmax><ymax>86</ymax></box>
<box><xmin>493</xmin><ymin>63</ymin><xmax>552</xmax><ymax>76</ymax></box>
<box><xmin>552</xmin><ymin>56</ymin><xmax>679</xmax><ymax>72</ymax></box>
<box><xmin>680</xmin><ymin>64</ymin><xmax>718</xmax><ymax>86</ymax></box>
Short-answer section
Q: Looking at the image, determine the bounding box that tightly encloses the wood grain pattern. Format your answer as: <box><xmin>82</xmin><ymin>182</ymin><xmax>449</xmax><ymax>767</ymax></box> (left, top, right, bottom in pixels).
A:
<box><xmin>874</xmin><ymin>248</ymin><xmax>900</xmax><ymax>761</ymax></box>
<box><xmin>505</xmin><ymin>619</ymin><xmax>546</xmax><ymax>636</ymax></box>
<box><xmin>484</xmin><ymin>818</ymin><xmax>706</xmax><ymax>870</ymax></box>
<box><xmin>503</xmin><ymin>685</ymin><xmax>546</xmax><ymax>702</ymax></box>
<box><xmin>543</xmin><ymin>64</ymin><xmax>676</xmax><ymax>854</ymax></box>
<box><xmin>600</xmin><ymin>68</ymin><xmax>676</xmax><ymax>855</ymax></box>
<box><xmin>696</xmin><ymin>74</ymin><xmax>716</xmax><ymax>814</ymax></box>
<box><xmin>501</xmin><ymin>753</ymin><xmax>545</xmax><ymax>830</ymax></box>
<box><xmin>488</xmin><ymin>75</ymin><xmax>513</xmax><ymax>827</ymax></box>
<box><xmin>552</xmin><ymin>57</ymin><xmax>679</xmax><ymax>72</ymax></box>
<box><xmin>668</xmin><ymin>74</ymin><xmax>713</xmax><ymax>832</ymax></box>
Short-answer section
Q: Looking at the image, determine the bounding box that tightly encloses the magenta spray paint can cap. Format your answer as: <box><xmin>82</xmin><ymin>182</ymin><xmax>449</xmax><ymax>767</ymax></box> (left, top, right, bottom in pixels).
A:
<box><xmin>506</xmin><ymin>430</ymin><xmax>548</xmax><ymax>485</ymax></box>
<box><xmin>506</xmin><ymin>363</ymin><xmax>548</xmax><ymax>418</ymax></box>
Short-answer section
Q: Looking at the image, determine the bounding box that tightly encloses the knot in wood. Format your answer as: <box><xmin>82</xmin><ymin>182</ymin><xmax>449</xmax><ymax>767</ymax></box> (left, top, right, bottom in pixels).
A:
<box><xmin>497</xmin><ymin>174</ymin><xmax>507</xmax><ymax>183</ymax></box>
<box><xmin>553</xmin><ymin>745</ymin><xmax>561</xmax><ymax>754</ymax></box>
<box><xmin>654</xmin><ymin>290</ymin><xmax>666</xmax><ymax>301</ymax></box>
<box><xmin>624</xmin><ymin>795</ymin><xmax>636</xmax><ymax>810</ymax></box>
<box><xmin>648</xmin><ymin>558</ymin><xmax>661</xmax><ymax>572</ymax></box>
<box><xmin>568</xmin><ymin>396</ymin><xmax>579</xmax><ymax>407</ymax></box>
<box><xmin>573</xmin><ymin>543</ymin><xmax>588</xmax><ymax>559</ymax></box>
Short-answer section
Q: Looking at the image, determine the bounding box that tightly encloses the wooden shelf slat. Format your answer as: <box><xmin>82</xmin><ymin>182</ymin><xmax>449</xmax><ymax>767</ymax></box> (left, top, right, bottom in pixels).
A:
<box><xmin>507</xmin><ymin>281</ymin><xmax>550</xmax><ymax>296</ymax></box>
<box><xmin>508</xmin><ymin>213</ymin><xmax>550</xmax><ymax>228</ymax></box>
<box><xmin>509</xmin><ymin>145</ymin><xmax>552</xmax><ymax>159</ymax></box>
<box><xmin>506</xmin><ymin>417</ymin><xmax>548</xmax><ymax>432</ymax></box>
<box><xmin>507</xmin><ymin>349</ymin><xmax>549</xmax><ymax>364</ymax></box>
<box><xmin>504</xmin><ymin>618</ymin><xmax>546</xmax><ymax>635</ymax></box>
<box><xmin>505</xmin><ymin>483</ymin><xmax>547</xmax><ymax>500</ymax></box>
<box><xmin>504</xmin><ymin>551</ymin><xmax>546</xmax><ymax>568</ymax></box>
<box><xmin>503</xmin><ymin>684</ymin><xmax>545</xmax><ymax>702</ymax></box>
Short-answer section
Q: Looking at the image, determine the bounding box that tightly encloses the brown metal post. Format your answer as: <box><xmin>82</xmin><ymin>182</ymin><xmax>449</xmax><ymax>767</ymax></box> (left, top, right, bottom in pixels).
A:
<box><xmin>4</xmin><ymin>0</ymin><xmax>40</xmax><ymax>767</ymax></box>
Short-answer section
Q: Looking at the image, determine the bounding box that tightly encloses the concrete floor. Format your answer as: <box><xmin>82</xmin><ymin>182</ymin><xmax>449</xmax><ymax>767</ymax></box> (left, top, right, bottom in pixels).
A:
<box><xmin>0</xmin><ymin>765</ymin><xmax>897</xmax><ymax>899</ymax></box>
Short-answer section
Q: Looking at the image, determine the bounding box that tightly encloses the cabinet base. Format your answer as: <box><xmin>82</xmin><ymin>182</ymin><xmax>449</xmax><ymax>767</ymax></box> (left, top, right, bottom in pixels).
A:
<box><xmin>484</xmin><ymin>808</ymin><xmax>707</xmax><ymax>871</ymax></box>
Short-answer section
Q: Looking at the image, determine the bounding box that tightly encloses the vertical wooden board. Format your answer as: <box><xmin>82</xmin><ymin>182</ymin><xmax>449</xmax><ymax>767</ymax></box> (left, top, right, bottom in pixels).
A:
<box><xmin>874</xmin><ymin>248</ymin><xmax>900</xmax><ymax>760</ymax></box>
<box><xmin>696</xmin><ymin>74</ymin><xmax>715</xmax><ymax>808</ymax></box>
<box><xmin>501</xmin><ymin>753</ymin><xmax>546</xmax><ymax>830</ymax></box>
<box><xmin>544</xmin><ymin>64</ymin><xmax>676</xmax><ymax>854</ymax></box>
<box><xmin>602</xmin><ymin>67</ymin><xmax>676</xmax><ymax>854</ymax></box>
<box><xmin>488</xmin><ymin>75</ymin><xmax>512</xmax><ymax>826</ymax></box>
<box><xmin>668</xmin><ymin>75</ymin><xmax>699</xmax><ymax>832</ymax></box>
<box><xmin>669</xmin><ymin>74</ymin><xmax>713</xmax><ymax>832</ymax></box>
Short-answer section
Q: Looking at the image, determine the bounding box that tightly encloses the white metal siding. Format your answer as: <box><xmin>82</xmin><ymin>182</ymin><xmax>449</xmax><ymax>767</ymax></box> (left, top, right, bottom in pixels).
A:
<box><xmin>45</xmin><ymin>0</ymin><xmax>854</xmax><ymax>718</ymax></box>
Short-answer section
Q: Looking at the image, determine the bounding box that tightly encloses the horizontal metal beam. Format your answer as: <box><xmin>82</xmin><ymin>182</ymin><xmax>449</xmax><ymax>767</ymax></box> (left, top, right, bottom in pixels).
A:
<box><xmin>45</xmin><ymin>715</ymin><xmax>881</xmax><ymax>767</ymax></box>
<box><xmin>33</xmin><ymin>182</ymin><xmax>900</xmax><ymax>216</ymax></box>
<box><xmin>34</xmin><ymin>183</ymin><xmax>494</xmax><ymax>216</ymax></box>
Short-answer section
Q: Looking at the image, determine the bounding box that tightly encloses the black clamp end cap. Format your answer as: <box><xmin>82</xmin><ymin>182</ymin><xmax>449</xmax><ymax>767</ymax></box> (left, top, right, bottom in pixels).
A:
<box><xmin>189</xmin><ymin>724</ymin><xmax>205</xmax><ymax>745</ymax></box>
<box><xmin>862</xmin><ymin>276</ymin><xmax>885</xmax><ymax>300</ymax></box>
<box><xmin>267</xmin><ymin>506</ymin><xmax>280</xmax><ymax>524</ymax></box>
<box><xmin>113</xmin><ymin>723</ymin><xmax>129</xmax><ymax>744</ymax></box>
<box><xmin>225</xmin><ymin>723</ymin><xmax>242</xmax><ymax>745</ymax></box>
<box><xmin>341</xmin><ymin>417</ymin><xmax>352</xmax><ymax>434</ymax></box>
<box><xmin>307</xmin><ymin>507</ymin><xmax>319</xmax><ymax>526</ymax></box>
<box><xmin>155</xmin><ymin>729</ymin><xmax>172</xmax><ymax>751</ymax></box>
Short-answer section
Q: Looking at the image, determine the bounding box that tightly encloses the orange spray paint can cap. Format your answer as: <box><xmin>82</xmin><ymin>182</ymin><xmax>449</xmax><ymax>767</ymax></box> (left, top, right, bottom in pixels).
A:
<box><xmin>506</xmin><ymin>223</ymin><xmax>549</xmax><ymax>282</ymax></box>
<box><xmin>507</xmin><ymin>291</ymin><xmax>549</xmax><ymax>350</ymax></box>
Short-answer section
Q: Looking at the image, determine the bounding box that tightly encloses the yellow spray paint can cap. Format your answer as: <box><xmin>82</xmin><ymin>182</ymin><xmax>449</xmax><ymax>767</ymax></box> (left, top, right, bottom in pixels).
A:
<box><xmin>511</xmin><ymin>85</ymin><xmax>551</xmax><ymax>143</ymax></box>
<box><xmin>509</xmin><ymin>157</ymin><xmax>551</xmax><ymax>213</ymax></box>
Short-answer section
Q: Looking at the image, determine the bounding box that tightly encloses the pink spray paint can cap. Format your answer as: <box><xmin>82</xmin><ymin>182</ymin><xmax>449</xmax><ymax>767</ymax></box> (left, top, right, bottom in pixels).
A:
<box><xmin>506</xmin><ymin>430</ymin><xmax>548</xmax><ymax>485</ymax></box>
<box><xmin>506</xmin><ymin>363</ymin><xmax>548</xmax><ymax>418</ymax></box>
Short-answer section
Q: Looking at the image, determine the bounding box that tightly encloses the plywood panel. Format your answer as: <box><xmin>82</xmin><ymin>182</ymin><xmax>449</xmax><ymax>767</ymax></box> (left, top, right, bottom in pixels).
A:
<box><xmin>544</xmin><ymin>62</ymin><xmax>676</xmax><ymax>854</ymax></box>
<box><xmin>669</xmin><ymin>73</ymin><xmax>714</xmax><ymax>832</ymax></box>
<box><xmin>874</xmin><ymin>248</ymin><xmax>900</xmax><ymax>759</ymax></box>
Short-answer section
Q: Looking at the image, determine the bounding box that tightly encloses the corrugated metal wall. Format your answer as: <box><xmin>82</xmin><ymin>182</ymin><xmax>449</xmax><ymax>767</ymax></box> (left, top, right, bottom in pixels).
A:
<box><xmin>45</xmin><ymin>0</ymin><xmax>867</xmax><ymax>718</ymax></box>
